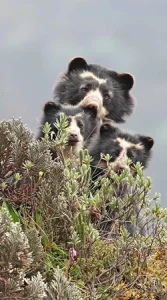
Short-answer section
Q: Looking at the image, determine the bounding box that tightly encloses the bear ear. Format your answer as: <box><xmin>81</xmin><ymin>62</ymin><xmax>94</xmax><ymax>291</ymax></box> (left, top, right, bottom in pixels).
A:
<box><xmin>67</xmin><ymin>57</ymin><xmax>88</xmax><ymax>73</ymax></box>
<box><xmin>140</xmin><ymin>136</ymin><xmax>154</xmax><ymax>150</ymax></box>
<box><xmin>117</xmin><ymin>73</ymin><xmax>135</xmax><ymax>90</ymax></box>
<box><xmin>82</xmin><ymin>103</ymin><xmax>98</xmax><ymax>118</ymax></box>
<box><xmin>44</xmin><ymin>101</ymin><xmax>60</xmax><ymax>114</ymax></box>
<box><xmin>100</xmin><ymin>123</ymin><xmax>116</xmax><ymax>136</ymax></box>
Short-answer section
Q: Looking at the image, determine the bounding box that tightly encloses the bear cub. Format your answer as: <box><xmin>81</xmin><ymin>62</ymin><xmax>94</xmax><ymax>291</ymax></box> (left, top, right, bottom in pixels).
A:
<box><xmin>53</xmin><ymin>56</ymin><xmax>135</xmax><ymax>123</ymax></box>
<box><xmin>88</xmin><ymin>122</ymin><xmax>154</xmax><ymax>179</ymax></box>
<box><xmin>37</xmin><ymin>101</ymin><xmax>100</xmax><ymax>159</ymax></box>
<box><xmin>88</xmin><ymin>123</ymin><xmax>154</xmax><ymax>237</ymax></box>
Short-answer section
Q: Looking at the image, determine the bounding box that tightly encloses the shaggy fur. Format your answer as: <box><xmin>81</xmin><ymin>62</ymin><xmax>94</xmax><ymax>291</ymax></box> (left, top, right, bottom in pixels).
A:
<box><xmin>88</xmin><ymin>123</ymin><xmax>154</xmax><ymax>178</ymax></box>
<box><xmin>36</xmin><ymin>101</ymin><xmax>100</xmax><ymax>158</ymax></box>
<box><xmin>53</xmin><ymin>57</ymin><xmax>135</xmax><ymax>123</ymax></box>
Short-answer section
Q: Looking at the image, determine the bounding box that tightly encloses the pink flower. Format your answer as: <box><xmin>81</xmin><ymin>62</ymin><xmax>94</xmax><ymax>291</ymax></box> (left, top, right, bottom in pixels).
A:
<box><xmin>69</xmin><ymin>247</ymin><xmax>77</xmax><ymax>264</ymax></box>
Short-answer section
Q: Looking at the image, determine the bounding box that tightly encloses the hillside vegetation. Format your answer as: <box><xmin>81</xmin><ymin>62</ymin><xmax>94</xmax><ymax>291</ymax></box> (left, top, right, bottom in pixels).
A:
<box><xmin>0</xmin><ymin>118</ymin><xmax>167</xmax><ymax>300</ymax></box>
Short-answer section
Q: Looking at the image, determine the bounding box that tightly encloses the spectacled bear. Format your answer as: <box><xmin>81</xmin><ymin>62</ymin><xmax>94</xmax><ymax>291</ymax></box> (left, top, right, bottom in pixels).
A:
<box><xmin>88</xmin><ymin>123</ymin><xmax>154</xmax><ymax>237</ymax></box>
<box><xmin>88</xmin><ymin>122</ymin><xmax>154</xmax><ymax>178</ymax></box>
<box><xmin>53</xmin><ymin>57</ymin><xmax>135</xmax><ymax>123</ymax></box>
<box><xmin>36</xmin><ymin>101</ymin><xmax>100</xmax><ymax>159</ymax></box>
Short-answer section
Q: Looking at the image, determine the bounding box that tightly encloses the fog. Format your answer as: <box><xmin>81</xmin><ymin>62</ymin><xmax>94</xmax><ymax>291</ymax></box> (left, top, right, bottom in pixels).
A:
<box><xmin>0</xmin><ymin>0</ymin><xmax>166</xmax><ymax>205</ymax></box>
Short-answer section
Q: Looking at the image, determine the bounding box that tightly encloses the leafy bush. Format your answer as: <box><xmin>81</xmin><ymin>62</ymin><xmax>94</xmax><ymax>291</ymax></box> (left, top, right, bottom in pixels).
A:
<box><xmin>0</xmin><ymin>118</ymin><xmax>167</xmax><ymax>299</ymax></box>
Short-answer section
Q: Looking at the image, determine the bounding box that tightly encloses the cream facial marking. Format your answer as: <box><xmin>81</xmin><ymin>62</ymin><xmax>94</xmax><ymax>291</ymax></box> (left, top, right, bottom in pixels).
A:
<box><xmin>59</xmin><ymin>112</ymin><xmax>82</xmax><ymax>120</ymax></box>
<box><xmin>111</xmin><ymin>137</ymin><xmax>144</xmax><ymax>173</ymax></box>
<box><xmin>62</xmin><ymin>116</ymin><xmax>84</xmax><ymax>159</ymax></box>
<box><xmin>68</xmin><ymin>117</ymin><xmax>83</xmax><ymax>142</ymax></box>
<box><xmin>73</xmin><ymin>113</ymin><xmax>82</xmax><ymax>118</ymax></box>
<box><xmin>80</xmin><ymin>71</ymin><xmax>107</xmax><ymax>85</ymax></box>
<box><xmin>101</xmin><ymin>107</ymin><xmax>108</xmax><ymax>118</ymax></box>
<box><xmin>115</xmin><ymin>138</ymin><xmax>144</xmax><ymax>150</ymax></box>
<box><xmin>79</xmin><ymin>89</ymin><xmax>103</xmax><ymax>118</ymax></box>
<box><xmin>83</xmin><ymin>89</ymin><xmax>103</xmax><ymax>104</ymax></box>
<box><xmin>112</xmin><ymin>150</ymin><xmax>129</xmax><ymax>171</ymax></box>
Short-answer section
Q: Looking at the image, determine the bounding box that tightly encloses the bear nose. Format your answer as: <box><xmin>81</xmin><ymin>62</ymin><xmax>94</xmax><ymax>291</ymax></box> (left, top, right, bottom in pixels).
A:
<box><xmin>114</xmin><ymin>165</ymin><xmax>125</xmax><ymax>174</ymax></box>
<box><xmin>117</xmin><ymin>167</ymin><xmax>124</xmax><ymax>174</ymax></box>
<box><xmin>69</xmin><ymin>133</ymin><xmax>78</xmax><ymax>140</ymax></box>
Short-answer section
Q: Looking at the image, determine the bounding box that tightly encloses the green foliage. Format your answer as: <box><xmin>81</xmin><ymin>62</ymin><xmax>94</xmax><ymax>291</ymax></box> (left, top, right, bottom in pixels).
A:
<box><xmin>2</xmin><ymin>198</ymin><xmax>20</xmax><ymax>222</ymax></box>
<box><xmin>0</xmin><ymin>118</ymin><xmax>167</xmax><ymax>299</ymax></box>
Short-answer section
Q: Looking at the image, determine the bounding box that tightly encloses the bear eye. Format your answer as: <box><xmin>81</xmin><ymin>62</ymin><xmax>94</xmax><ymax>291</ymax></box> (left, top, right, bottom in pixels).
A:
<box><xmin>112</xmin><ymin>152</ymin><xmax>117</xmax><ymax>157</ymax></box>
<box><xmin>109</xmin><ymin>152</ymin><xmax>117</xmax><ymax>161</ymax></box>
<box><xmin>104</xmin><ymin>94</ymin><xmax>110</xmax><ymax>101</ymax></box>
<box><xmin>81</xmin><ymin>87</ymin><xmax>88</xmax><ymax>93</ymax></box>
<box><xmin>77</xmin><ymin>120</ymin><xmax>84</xmax><ymax>129</ymax></box>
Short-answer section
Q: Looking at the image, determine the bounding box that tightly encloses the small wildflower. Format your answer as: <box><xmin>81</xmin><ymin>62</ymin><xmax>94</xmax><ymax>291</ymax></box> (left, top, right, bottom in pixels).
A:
<box><xmin>69</xmin><ymin>248</ymin><xmax>77</xmax><ymax>264</ymax></box>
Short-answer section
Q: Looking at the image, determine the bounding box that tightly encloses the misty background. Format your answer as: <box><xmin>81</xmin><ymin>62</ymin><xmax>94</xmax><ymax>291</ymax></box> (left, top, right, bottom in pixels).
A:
<box><xmin>0</xmin><ymin>0</ymin><xmax>166</xmax><ymax>206</ymax></box>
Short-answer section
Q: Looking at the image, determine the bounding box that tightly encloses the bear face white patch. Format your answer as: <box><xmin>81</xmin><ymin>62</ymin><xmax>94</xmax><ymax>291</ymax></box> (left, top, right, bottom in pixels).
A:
<box><xmin>62</xmin><ymin>116</ymin><xmax>84</xmax><ymax>159</ymax></box>
<box><xmin>68</xmin><ymin>117</ymin><xmax>84</xmax><ymax>144</ymax></box>
<box><xmin>80</xmin><ymin>71</ymin><xmax>107</xmax><ymax>85</ymax></box>
<box><xmin>96</xmin><ymin>137</ymin><xmax>144</xmax><ymax>174</ymax></box>
<box><xmin>79</xmin><ymin>89</ymin><xmax>103</xmax><ymax>118</ymax></box>
<box><xmin>79</xmin><ymin>72</ymin><xmax>112</xmax><ymax>119</ymax></box>
<box><xmin>115</xmin><ymin>138</ymin><xmax>144</xmax><ymax>150</ymax></box>
<box><xmin>111</xmin><ymin>149</ymin><xmax>130</xmax><ymax>172</ymax></box>
<box><xmin>111</xmin><ymin>138</ymin><xmax>144</xmax><ymax>173</ymax></box>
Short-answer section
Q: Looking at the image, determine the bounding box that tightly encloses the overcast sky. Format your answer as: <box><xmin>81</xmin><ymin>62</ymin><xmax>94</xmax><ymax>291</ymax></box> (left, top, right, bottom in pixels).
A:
<box><xmin>0</xmin><ymin>0</ymin><xmax>166</xmax><ymax>206</ymax></box>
